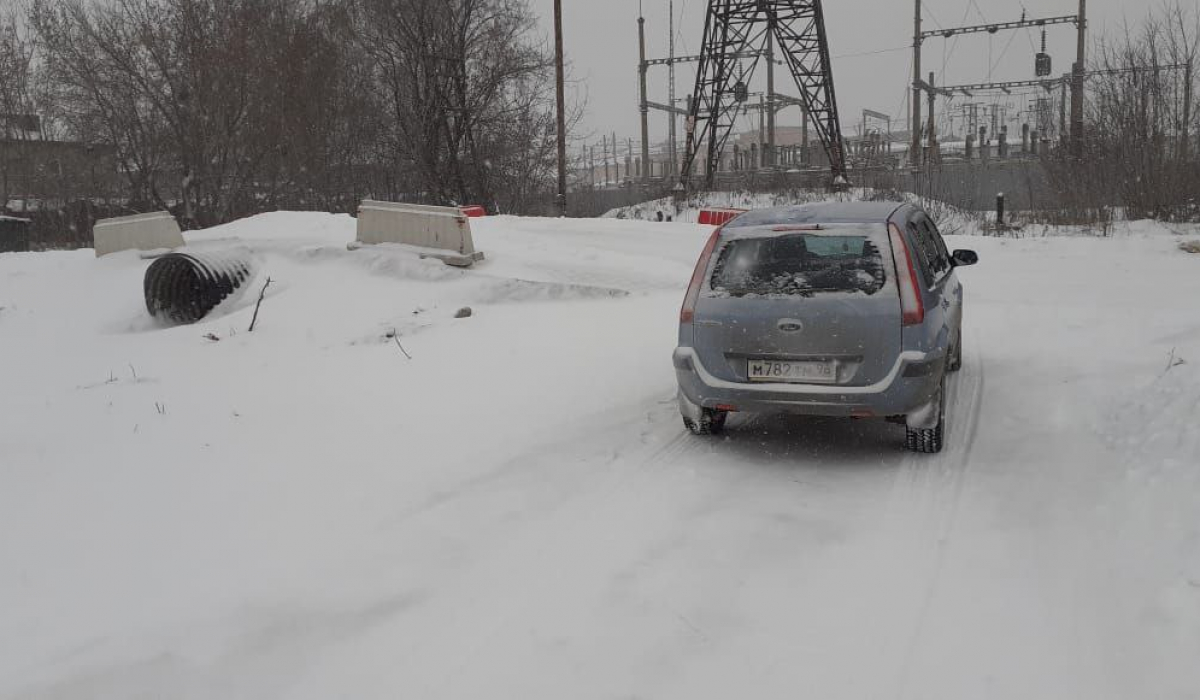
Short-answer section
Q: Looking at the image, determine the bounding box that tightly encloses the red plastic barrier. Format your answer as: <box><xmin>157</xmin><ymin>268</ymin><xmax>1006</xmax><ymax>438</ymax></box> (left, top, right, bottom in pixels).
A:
<box><xmin>461</xmin><ymin>205</ymin><xmax>487</xmax><ymax>218</ymax></box>
<box><xmin>697</xmin><ymin>208</ymin><xmax>747</xmax><ymax>226</ymax></box>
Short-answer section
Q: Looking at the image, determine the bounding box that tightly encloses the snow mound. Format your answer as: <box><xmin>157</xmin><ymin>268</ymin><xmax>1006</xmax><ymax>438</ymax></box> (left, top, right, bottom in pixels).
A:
<box><xmin>186</xmin><ymin>211</ymin><xmax>355</xmax><ymax>247</ymax></box>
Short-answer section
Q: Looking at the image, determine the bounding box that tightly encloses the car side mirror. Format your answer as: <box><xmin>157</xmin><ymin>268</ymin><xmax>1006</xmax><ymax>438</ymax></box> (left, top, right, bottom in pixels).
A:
<box><xmin>951</xmin><ymin>249</ymin><xmax>979</xmax><ymax>267</ymax></box>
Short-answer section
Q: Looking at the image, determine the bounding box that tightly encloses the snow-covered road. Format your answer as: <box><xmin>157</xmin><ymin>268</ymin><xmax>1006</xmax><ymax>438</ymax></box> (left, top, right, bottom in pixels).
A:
<box><xmin>2</xmin><ymin>213</ymin><xmax>1198</xmax><ymax>699</ymax></box>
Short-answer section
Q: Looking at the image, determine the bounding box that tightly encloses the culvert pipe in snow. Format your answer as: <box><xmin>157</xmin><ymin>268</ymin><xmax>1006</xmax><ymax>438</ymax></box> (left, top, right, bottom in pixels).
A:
<box><xmin>144</xmin><ymin>250</ymin><xmax>256</xmax><ymax>324</ymax></box>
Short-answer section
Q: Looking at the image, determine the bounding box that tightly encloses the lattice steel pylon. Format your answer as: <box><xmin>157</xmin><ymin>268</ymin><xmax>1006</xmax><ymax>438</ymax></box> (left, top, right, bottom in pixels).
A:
<box><xmin>679</xmin><ymin>0</ymin><xmax>846</xmax><ymax>191</ymax></box>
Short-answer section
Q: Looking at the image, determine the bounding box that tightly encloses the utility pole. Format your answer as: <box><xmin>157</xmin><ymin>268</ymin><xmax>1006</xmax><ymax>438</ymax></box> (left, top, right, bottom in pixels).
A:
<box><xmin>603</xmin><ymin>135</ymin><xmax>610</xmax><ymax>185</ymax></box>
<box><xmin>1060</xmin><ymin>76</ymin><xmax>1068</xmax><ymax>145</ymax></box>
<box><xmin>911</xmin><ymin>0</ymin><xmax>923</xmax><ymax>167</ymax></box>
<box><xmin>1070</xmin><ymin>0</ymin><xmax>1087</xmax><ymax>157</ymax></box>
<box><xmin>927</xmin><ymin>72</ymin><xmax>937</xmax><ymax>160</ymax></box>
<box><xmin>802</xmin><ymin>105</ymin><xmax>809</xmax><ymax>165</ymax></box>
<box><xmin>668</xmin><ymin>0</ymin><xmax>678</xmax><ymax>178</ymax></box>
<box><xmin>553</xmin><ymin>0</ymin><xmax>567</xmax><ymax>215</ymax></box>
<box><xmin>766</xmin><ymin>25</ymin><xmax>776</xmax><ymax>169</ymax></box>
<box><xmin>1183</xmin><ymin>60</ymin><xmax>1193</xmax><ymax>162</ymax></box>
<box><xmin>627</xmin><ymin>137</ymin><xmax>634</xmax><ymax>181</ymax></box>
<box><xmin>684</xmin><ymin>93</ymin><xmax>695</xmax><ymax>183</ymax></box>
<box><xmin>638</xmin><ymin>13</ymin><xmax>651</xmax><ymax>188</ymax></box>
<box><xmin>759</xmin><ymin>94</ymin><xmax>766</xmax><ymax>167</ymax></box>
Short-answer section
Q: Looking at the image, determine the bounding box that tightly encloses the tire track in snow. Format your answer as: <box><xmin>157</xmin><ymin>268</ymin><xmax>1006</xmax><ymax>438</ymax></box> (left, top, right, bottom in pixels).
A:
<box><xmin>411</xmin><ymin>396</ymin><xmax>842</xmax><ymax>695</ymax></box>
<box><xmin>372</xmin><ymin>395</ymin><xmax>716</xmax><ymax>693</ymax></box>
<box><xmin>863</xmin><ymin>340</ymin><xmax>986</xmax><ymax>700</ymax></box>
<box><xmin>352</xmin><ymin>355</ymin><xmax>987</xmax><ymax>696</ymax></box>
<box><xmin>377</xmin><ymin>392</ymin><xmax>694</xmax><ymax>532</ymax></box>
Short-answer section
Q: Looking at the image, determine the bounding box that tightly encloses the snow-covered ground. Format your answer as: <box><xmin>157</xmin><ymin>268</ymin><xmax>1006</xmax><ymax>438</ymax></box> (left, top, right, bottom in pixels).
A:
<box><xmin>2</xmin><ymin>211</ymin><xmax>1199</xmax><ymax>699</ymax></box>
<box><xmin>604</xmin><ymin>190</ymin><xmax>984</xmax><ymax>234</ymax></box>
<box><xmin>605</xmin><ymin>190</ymin><xmax>856</xmax><ymax>223</ymax></box>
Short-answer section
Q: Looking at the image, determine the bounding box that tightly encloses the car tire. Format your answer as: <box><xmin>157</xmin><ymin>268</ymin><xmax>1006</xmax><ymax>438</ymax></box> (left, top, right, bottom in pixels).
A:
<box><xmin>684</xmin><ymin>408</ymin><xmax>727</xmax><ymax>436</ymax></box>
<box><xmin>905</xmin><ymin>376</ymin><xmax>945</xmax><ymax>454</ymax></box>
<box><xmin>948</xmin><ymin>328</ymin><xmax>963</xmax><ymax>372</ymax></box>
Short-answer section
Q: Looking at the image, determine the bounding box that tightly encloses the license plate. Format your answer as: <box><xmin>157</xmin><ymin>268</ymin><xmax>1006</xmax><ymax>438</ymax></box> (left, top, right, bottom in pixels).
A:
<box><xmin>747</xmin><ymin>359</ymin><xmax>836</xmax><ymax>383</ymax></box>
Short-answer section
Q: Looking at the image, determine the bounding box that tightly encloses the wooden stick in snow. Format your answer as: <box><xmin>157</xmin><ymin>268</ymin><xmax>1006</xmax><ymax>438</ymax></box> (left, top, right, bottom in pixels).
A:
<box><xmin>392</xmin><ymin>332</ymin><xmax>412</xmax><ymax>360</ymax></box>
<box><xmin>248</xmin><ymin>277</ymin><xmax>272</xmax><ymax>332</ymax></box>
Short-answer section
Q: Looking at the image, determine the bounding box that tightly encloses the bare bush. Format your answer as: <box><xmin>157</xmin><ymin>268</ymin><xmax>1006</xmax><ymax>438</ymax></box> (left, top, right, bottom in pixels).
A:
<box><xmin>19</xmin><ymin>0</ymin><xmax>570</xmax><ymax>229</ymax></box>
<box><xmin>355</xmin><ymin>0</ymin><xmax>561</xmax><ymax>212</ymax></box>
<box><xmin>1043</xmin><ymin>3</ymin><xmax>1199</xmax><ymax>224</ymax></box>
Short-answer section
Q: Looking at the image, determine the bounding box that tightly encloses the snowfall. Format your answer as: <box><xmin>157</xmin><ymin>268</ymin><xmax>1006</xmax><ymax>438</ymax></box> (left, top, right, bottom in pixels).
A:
<box><xmin>1</xmin><ymin>204</ymin><xmax>1199</xmax><ymax>700</ymax></box>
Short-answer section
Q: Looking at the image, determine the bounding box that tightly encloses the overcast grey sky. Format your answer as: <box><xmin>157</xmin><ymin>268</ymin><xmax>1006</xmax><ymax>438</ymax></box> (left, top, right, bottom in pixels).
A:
<box><xmin>528</xmin><ymin>0</ymin><xmax>1152</xmax><ymax>144</ymax></box>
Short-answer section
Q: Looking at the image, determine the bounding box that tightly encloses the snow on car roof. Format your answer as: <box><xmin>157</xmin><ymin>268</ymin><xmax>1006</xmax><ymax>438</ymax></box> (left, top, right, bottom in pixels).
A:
<box><xmin>727</xmin><ymin>201</ymin><xmax>905</xmax><ymax>227</ymax></box>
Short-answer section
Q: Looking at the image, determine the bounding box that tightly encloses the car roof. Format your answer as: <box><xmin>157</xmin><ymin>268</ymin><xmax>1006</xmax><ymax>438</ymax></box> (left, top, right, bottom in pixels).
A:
<box><xmin>730</xmin><ymin>201</ymin><xmax>908</xmax><ymax>226</ymax></box>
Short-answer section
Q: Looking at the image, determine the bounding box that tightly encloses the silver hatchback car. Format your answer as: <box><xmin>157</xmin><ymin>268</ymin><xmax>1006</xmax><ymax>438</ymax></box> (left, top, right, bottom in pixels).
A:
<box><xmin>674</xmin><ymin>202</ymin><xmax>978</xmax><ymax>453</ymax></box>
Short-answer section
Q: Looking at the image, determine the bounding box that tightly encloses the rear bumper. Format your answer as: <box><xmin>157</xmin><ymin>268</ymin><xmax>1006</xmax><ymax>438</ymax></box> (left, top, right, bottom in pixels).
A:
<box><xmin>673</xmin><ymin>346</ymin><xmax>944</xmax><ymax>418</ymax></box>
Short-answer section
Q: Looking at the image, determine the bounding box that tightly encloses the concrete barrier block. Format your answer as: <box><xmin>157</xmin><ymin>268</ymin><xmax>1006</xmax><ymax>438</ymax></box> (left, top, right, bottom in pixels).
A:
<box><xmin>355</xmin><ymin>200</ymin><xmax>484</xmax><ymax>267</ymax></box>
<box><xmin>93</xmin><ymin>211</ymin><xmax>184</xmax><ymax>257</ymax></box>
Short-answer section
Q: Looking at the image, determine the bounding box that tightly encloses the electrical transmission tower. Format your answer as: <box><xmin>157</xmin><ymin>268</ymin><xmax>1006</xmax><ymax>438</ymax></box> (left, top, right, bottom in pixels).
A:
<box><xmin>679</xmin><ymin>0</ymin><xmax>846</xmax><ymax>191</ymax></box>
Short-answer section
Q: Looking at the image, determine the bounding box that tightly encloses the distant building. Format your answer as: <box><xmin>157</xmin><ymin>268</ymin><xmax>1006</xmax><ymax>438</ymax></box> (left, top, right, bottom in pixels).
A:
<box><xmin>0</xmin><ymin>117</ymin><xmax>119</xmax><ymax>211</ymax></box>
<box><xmin>2</xmin><ymin>114</ymin><xmax>42</xmax><ymax>141</ymax></box>
<box><xmin>731</xmin><ymin>126</ymin><xmax>816</xmax><ymax>149</ymax></box>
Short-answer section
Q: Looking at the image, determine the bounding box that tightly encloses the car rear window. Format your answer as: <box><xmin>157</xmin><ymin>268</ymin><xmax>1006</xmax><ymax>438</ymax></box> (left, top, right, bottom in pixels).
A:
<box><xmin>708</xmin><ymin>230</ymin><xmax>888</xmax><ymax>298</ymax></box>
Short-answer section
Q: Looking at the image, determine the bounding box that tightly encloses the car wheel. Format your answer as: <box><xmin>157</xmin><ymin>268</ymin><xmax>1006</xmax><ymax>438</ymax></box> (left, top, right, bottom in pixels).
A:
<box><xmin>684</xmin><ymin>408</ymin><xmax>727</xmax><ymax>436</ymax></box>
<box><xmin>948</xmin><ymin>328</ymin><xmax>963</xmax><ymax>372</ymax></box>
<box><xmin>905</xmin><ymin>376</ymin><xmax>945</xmax><ymax>454</ymax></box>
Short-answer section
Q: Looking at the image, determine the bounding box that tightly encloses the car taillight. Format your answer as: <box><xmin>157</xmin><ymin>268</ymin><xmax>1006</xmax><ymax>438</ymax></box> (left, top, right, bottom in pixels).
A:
<box><xmin>680</xmin><ymin>228</ymin><xmax>722</xmax><ymax>323</ymax></box>
<box><xmin>888</xmin><ymin>222</ymin><xmax>925</xmax><ymax>326</ymax></box>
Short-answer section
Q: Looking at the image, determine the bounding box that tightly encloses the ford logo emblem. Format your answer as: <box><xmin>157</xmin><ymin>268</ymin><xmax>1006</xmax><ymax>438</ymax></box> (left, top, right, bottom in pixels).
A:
<box><xmin>778</xmin><ymin>319</ymin><xmax>804</xmax><ymax>333</ymax></box>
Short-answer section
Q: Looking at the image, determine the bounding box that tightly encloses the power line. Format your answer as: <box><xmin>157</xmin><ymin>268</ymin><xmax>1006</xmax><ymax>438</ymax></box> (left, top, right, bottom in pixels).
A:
<box><xmin>943</xmin><ymin>2</ymin><xmax>974</xmax><ymax>85</ymax></box>
<box><xmin>1020</xmin><ymin>3</ymin><xmax>1038</xmax><ymax>54</ymax></box>
<box><xmin>923</xmin><ymin>3</ymin><xmax>945</xmax><ymax>30</ymax></box>
<box><xmin>896</xmin><ymin>57</ymin><xmax>914</xmax><ymax>128</ymax></box>
<box><xmin>677</xmin><ymin>0</ymin><xmax>690</xmax><ymax>56</ymax></box>
<box><xmin>835</xmin><ymin>45</ymin><xmax>911</xmax><ymax>59</ymax></box>
<box><xmin>987</xmin><ymin>25</ymin><xmax>1023</xmax><ymax>78</ymax></box>
<box><xmin>969</xmin><ymin>0</ymin><xmax>988</xmax><ymax>24</ymax></box>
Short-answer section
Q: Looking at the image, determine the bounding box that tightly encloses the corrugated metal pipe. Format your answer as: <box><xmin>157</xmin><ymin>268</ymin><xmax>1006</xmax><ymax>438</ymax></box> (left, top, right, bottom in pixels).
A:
<box><xmin>144</xmin><ymin>250</ymin><xmax>255</xmax><ymax>324</ymax></box>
